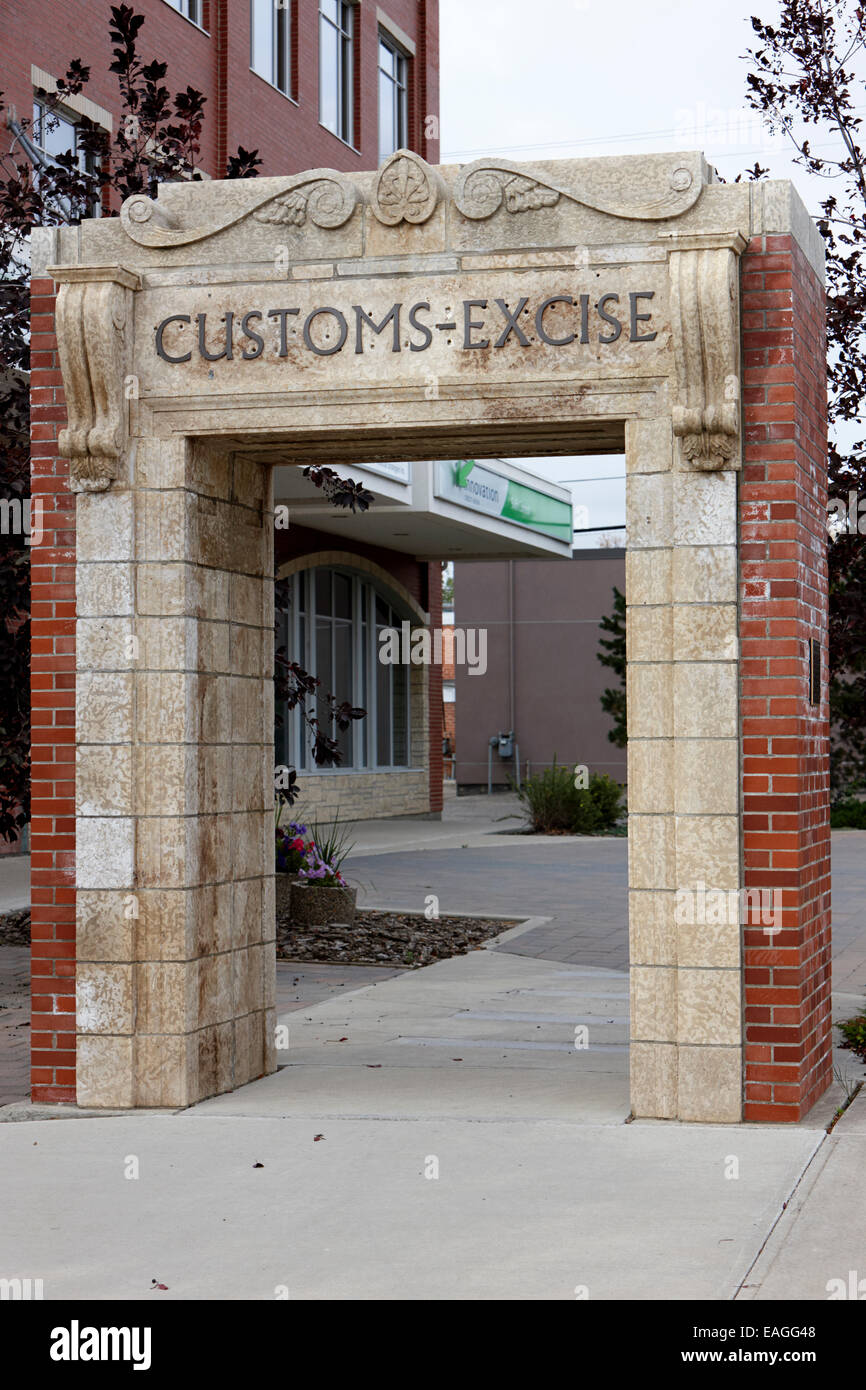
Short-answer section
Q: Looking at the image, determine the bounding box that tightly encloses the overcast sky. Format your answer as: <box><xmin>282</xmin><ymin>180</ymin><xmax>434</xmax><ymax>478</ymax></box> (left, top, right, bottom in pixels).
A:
<box><xmin>439</xmin><ymin>0</ymin><xmax>824</xmax><ymax>545</ymax></box>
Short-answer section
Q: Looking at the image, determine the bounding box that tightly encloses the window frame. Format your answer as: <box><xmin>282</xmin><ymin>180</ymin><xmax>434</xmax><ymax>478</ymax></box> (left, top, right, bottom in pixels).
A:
<box><xmin>377</xmin><ymin>29</ymin><xmax>409</xmax><ymax>163</ymax></box>
<box><xmin>279</xmin><ymin>567</ymin><xmax>414</xmax><ymax>775</ymax></box>
<box><xmin>319</xmin><ymin>0</ymin><xmax>356</xmax><ymax>147</ymax></box>
<box><xmin>162</xmin><ymin>0</ymin><xmax>206</xmax><ymax>30</ymax></box>
<box><xmin>250</xmin><ymin>0</ymin><xmax>295</xmax><ymax>100</ymax></box>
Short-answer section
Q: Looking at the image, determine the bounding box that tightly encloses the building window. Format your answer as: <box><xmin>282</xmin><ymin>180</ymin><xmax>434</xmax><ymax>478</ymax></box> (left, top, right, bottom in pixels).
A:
<box><xmin>378</xmin><ymin>33</ymin><xmax>408</xmax><ymax>163</ymax></box>
<box><xmin>251</xmin><ymin>0</ymin><xmax>292</xmax><ymax>96</ymax></box>
<box><xmin>277</xmin><ymin>567</ymin><xmax>412</xmax><ymax>773</ymax></box>
<box><xmin>319</xmin><ymin>0</ymin><xmax>354</xmax><ymax>144</ymax></box>
<box><xmin>164</xmin><ymin>0</ymin><xmax>203</xmax><ymax>25</ymax></box>
<box><xmin>32</xmin><ymin>100</ymin><xmax>91</xmax><ymax>172</ymax></box>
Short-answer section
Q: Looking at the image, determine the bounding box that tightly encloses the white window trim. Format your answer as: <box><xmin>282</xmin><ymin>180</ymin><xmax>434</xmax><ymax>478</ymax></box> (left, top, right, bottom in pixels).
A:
<box><xmin>31</xmin><ymin>66</ymin><xmax>113</xmax><ymax>132</ymax></box>
<box><xmin>319</xmin><ymin>0</ymin><xmax>356</xmax><ymax>149</ymax></box>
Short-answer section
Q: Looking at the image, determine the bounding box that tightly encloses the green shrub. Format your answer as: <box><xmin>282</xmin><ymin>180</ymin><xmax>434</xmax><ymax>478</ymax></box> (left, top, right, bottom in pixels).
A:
<box><xmin>516</xmin><ymin>758</ymin><xmax>624</xmax><ymax>835</ymax></box>
<box><xmin>830</xmin><ymin>797</ymin><xmax>866</xmax><ymax>829</ymax></box>
<box><xmin>837</xmin><ymin>1005</ymin><xmax>866</xmax><ymax>1063</ymax></box>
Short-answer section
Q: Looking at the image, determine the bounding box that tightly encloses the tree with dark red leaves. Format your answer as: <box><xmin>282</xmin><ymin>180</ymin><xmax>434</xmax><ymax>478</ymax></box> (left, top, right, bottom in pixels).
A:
<box><xmin>743</xmin><ymin>0</ymin><xmax>866</xmax><ymax>794</ymax></box>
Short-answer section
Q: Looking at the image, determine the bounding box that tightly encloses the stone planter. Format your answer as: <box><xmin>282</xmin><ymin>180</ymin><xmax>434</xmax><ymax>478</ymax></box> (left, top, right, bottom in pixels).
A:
<box><xmin>291</xmin><ymin>882</ymin><xmax>357</xmax><ymax>927</ymax></box>
<box><xmin>275</xmin><ymin>873</ymin><xmax>302</xmax><ymax>921</ymax></box>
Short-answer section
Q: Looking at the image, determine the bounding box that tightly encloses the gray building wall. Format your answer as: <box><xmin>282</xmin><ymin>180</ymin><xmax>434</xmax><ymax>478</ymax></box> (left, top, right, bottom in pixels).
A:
<box><xmin>454</xmin><ymin>549</ymin><xmax>627</xmax><ymax>790</ymax></box>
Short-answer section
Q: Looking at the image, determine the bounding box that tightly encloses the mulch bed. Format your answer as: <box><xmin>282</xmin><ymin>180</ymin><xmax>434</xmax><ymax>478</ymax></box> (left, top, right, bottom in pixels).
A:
<box><xmin>0</xmin><ymin>910</ymin><xmax>30</xmax><ymax>948</ymax></box>
<box><xmin>1</xmin><ymin>907</ymin><xmax>519</xmax><ymax>968</ymax></box>
<box><xmin>277</xmin><ymin>910</ymin><xmax>518</xmax><ymax>967</ymax></box>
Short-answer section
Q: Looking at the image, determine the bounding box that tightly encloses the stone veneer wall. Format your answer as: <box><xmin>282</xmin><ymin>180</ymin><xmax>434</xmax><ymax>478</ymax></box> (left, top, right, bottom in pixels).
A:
<box><xmin>740</xmin><ymin>234</ymin><xmax>831</xmax><ymax>1121</ymax></box>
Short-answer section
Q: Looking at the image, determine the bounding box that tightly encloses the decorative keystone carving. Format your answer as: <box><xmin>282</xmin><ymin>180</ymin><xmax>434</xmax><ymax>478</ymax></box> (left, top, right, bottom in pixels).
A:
<box><xmin>373</xmin><ymin>149</ymin><xmax>444</xmax><ymax>226</ymax></box>
<box><xmin>49</xmin><ymin>266</ymin><xmax>140</xmax><ymax>493</ymax></box>
<box><xmin>453</xmin><ymin>156</ymin><xmax>703</xmax><ymax>222</ymax></box>
<box><xmin>120</xmin><ymin>170</ymin><xmax>360</xmax><ymax>247</ymax></box>
<box><xmin>668</xmin><ymin>238</ymin><xmax>746</xmax><ymax>471</ymax></box>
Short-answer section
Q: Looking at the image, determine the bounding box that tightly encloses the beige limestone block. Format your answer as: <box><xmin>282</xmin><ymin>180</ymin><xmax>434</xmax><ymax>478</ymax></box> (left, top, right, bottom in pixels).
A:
<box><xmin>135</xmin><ymin>961</ymin><xmax>197</xmax><ymax>1033</ymax></box>
<box><xmin>672</xmin><ymin>546</ymin><xmax>737</xmax><ymax>604</ymax></box>
<box><xmin>672</xmin><ymin>604</ymin><xmax>738</xmax><ymax>661</ymax></box>
<box><xmin>676</xmin><ymin>1045</ymin><xmax>743</xmax><ymax>1123</ymax></box>
<box><xmin>135</xmin><ymin>437</ymin><xmax>187</xmax><ymax>491</ymax></box>
<box><xmin>626</xmin><ymin>548</ymin><xmax>672</xmax><ymax>607</ymax></box>
<box><xmin>631</xmin><ymin>965</ymin><xmax>676</xmax><ymax>1042</ymax></box>
<box><xmin>137</xmin><ymin>744</ymin><xmax>187</xmax><ymax>817</ymax></box>
<box><xmin>137</xmin><ymin>671</ymin><xmax>189</xmax><ymax>744</ymax></box>
<box><xmin>137</xmin><ymin>563</ymin><xmax>188</xmax><ymax>618</ymax></box>
<box><xmin>77</xmin><ymin>670</ymin><xmax>134</xmax><ymax>743</ymax></box>
<box><xmin>77</xmin><ymin>491</ymin><xmax>134</xmax><ymax>561</ymax></box>
<box><xmin>189</xmin><ymin>564</ymin><xmax>231</xmax><ymax>623</ymax></box>
<box><xmin>673</xmin><ymin>472</ymin><xmax>737</xmax><ymax>547</ymax></box>
<box><xmin>189</xmin><ymin>444</ymin><xmax>233</xmax><ymax>502</ymax></box>
<box><xmin>232</xmin><ymin>455</ymin><xmax>267</xmax><ymax>508</ymax></box>
<box><xmin>199</xmin><ymin>952</ymin><xmax>233</xmax><ymax>1029</ymax></box>
<box><xmin>677</xmin><ymin>917</ymin><xmax>742</xmax><ymax>970</ymax></box>
<box><xmin>627</xmin><ymin>664</ymin><xmax>672</xmax><ymax>739</ymax></box>
<box><xmin>196</xmin><ymin>1022</ymin><xmax>233</xmax><ymax>1101</ymax></box>
<box><xmin>230</xmin><ymin>623</ymin><xmax>264</xmax><ymax>678</ymax></box>
<box><xmin>673</xmin><ymin>662</ymin><xmax>738</xmax><ymax>739</ymax></box>
<box><xmin>233</xmin><ymin>878</ymin><xmax>263</xmax><ymax>950</ymax></box>
<box><xmin>626</xmin><ymin>605</ymin><xmax>672</xmax><ymax>663</ymax></box>
<box><xmin>263</xmin><ymin>947</ymin><xmax>276</xmax><ymax>1010</ymax></box>
<box><xmin>677</xmin><ymin>968</ymin><xmax>742</xmax><ymax>1046</ymax></box>
<box><xmin>136</xmin><ymin>817</ymin><xmax>189</xmax><ymax>890</ymax></box>
<box><xmin>230</xmin><ymin>573</ymin><xmax>266</xmax><ymax>628</ymax></box>
<box><xmin>625</xmin><ymin>415</ymin><xmax>673</xmax><ymax>475</ymax></box>
<box><xmin>134</xmin><ymin>1034</ymin><xmax>196</xmax><ymax>1108</ymax></box>
<box><xmin>77</xmin><ymin>562</ymin><xmax>134</xmax><ymax>618</ymax></box>
<box><xmin>188</xmin><ymin>882</ymin><xmax>231</xmax><ymax>957</ymax></box>
<box><xmin>77</xmin><ymin>818</ymin><xmax>134</xmax><ymax>891</ymax></box>
<box><xmin>231</xmin><ymin>812</ymin><xmax>266</xmax><ymax>880</ymax></box>
<box><xmin>196</xmin><ymin>744</ymin><xmax>232</xmax><ymax>816</ymax></box>
<box><xmin>231</xmin><ymin>745</ymin><xmax>265</xmax><ymax>813</ymax></box>
<box><xmin>134</xmin><ymin>889</ymin><xmax>192</xmax><ymax>961</ymax></box>
<box><xmin>627</xmin><ymin>740</ymin><xmax>674</xmax><ymax>814</ymax></box>
<box><xmin>136</xmin><ymin>489</ymin><xmax>190</xmax><ymax>563</ymax></box>
<box><xmin>626</xmin><ymin>473</ymin><xmax>672</xmax><ymax>549</ymax></box>
<box><xmin>195</xmin><ymin>814</ymin><xmax>233</xmax><ymax>886</ymax></box>
<box><xmin>231</xmin><ymin>677</ymin><xmax>263</xmax><ymax>745</ymax></box>
<box><xmin>77</xmin><ymin>745</ymin><xmax>133</xmax><ymax>817</ymax></box>
<box><xmin>77</xmin><ymin>890</ymin><xmax>135</xmax><ymax>963</ymax></box>
<box><xmin>77</xmin><ymin>963</ymin><xmax>134</xmax><ymax>1034</ymax></box>
<box><xmin>675</xmin><ymin>814</ymin><xmax>740</xmax><ymax>892</ymax></box>
<box><xmin>137</xmin><ymin>616</ymin><xmax>188</xmax><ymax>671</ymax></box>
<box><xmin>674</xmin><ymin>739</ymin><xmax>739</xmax><ymax>815</ymax></box>
<box><xmin>77</xmin><ymin>617</ymin><xmax>136</xmax><ymax>672</ymax></box>
<box><xmin>197</xmin><ymin>620</ymin><xmax>232</xmax><ymax>675</ymax></box>
<box><xmin>629</xmin><ymin>814</ymin><xmax>675</xmax><ymax>890</ymax></box>
<box><xmin>630</xmin><ymin>1041</ymin><xmax>678</xmax><ymax>1119</ymax></box>
<box><xmin>629</xmin><ymin>889</ymin><xmax>677</xmax><ymax>966</ymax></box>
<box><xmin>77</xmin><ymin>1035</ymin><xmax>134</xmax><ymax>1108</ymax></box>
<box><xmin>263</xmin><ymin>1007</ymin><xmax>277</xmax><ymax>1074</ymax></box>
<box><xmin>197</xmin><ymin>673</ymin><xmax>233</xmax><ymax>745</ymax></box>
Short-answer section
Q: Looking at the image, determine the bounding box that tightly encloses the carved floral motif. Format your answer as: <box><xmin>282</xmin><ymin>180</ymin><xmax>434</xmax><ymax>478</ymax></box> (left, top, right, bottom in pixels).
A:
<box><xmin>669</xmin><ymin>242</ymin><xmax>745</xmax><ymax>471</ymax></box>
<box><xmin>373</xmin><ymin>150</ymin><xmax>443</xmax><ymax>226</ymax></box>
<box><xmin>453</xmin><ymin>158</ymin><xmax>701</xmax><ymax>222</ymax></box>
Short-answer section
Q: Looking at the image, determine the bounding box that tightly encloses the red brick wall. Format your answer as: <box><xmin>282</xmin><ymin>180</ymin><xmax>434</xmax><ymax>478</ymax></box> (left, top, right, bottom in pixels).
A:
<box><xmin>1</xmin><ymin>0</ymin><xmax>439</xmax><ymax>182</ymax></box>
<box><xmin>740</xmin><ymin>233</ymin><xmax>831</xmax><ymax>1122</ymax></box>
<box><xmin>29</xmin><ymin>279</ymin><xmax>77</xmax><ymax>1104</ymax></box>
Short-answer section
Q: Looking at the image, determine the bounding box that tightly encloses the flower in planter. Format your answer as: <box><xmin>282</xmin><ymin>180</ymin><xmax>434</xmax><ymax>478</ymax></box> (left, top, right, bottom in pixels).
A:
<box><xmin>298</xmin><ymin>844</ymin><xmax>347</xmax><ymax>887</ymax></box>
<box><xmin>275</xmin><ymin>821</ymin><xmax>311</xmax><ymax>875</ymax></box>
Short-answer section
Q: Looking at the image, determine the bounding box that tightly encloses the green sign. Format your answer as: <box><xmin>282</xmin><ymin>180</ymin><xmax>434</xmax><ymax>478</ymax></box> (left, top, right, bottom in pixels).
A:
<box><xmin>435</xmin><ymin>460</ymin><xmax>572</xmax><ymax>543</ymax></box>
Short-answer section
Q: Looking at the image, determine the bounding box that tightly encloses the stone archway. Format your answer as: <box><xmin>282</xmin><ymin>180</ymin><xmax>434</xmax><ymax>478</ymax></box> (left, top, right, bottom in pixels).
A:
<box><xmin>31</xmin><ymin>148</ymin><xmax>830</xmax><ymax>1120</ymax></box>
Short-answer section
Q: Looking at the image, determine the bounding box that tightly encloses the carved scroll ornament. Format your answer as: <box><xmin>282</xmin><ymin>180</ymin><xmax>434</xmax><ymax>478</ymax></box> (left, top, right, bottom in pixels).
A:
<box><xmin>669</xmin><ymin>242</ymin><xmax>744</xmax><ymax>471</ymax></box>
<box><xmin>453</xmin><ymin>156</ymin><xmax>703</xmax><ymax>222</ymax></box>
<box><xmin>120</xmin><ymin>169</ymin><xmax>361</xmax><ymax>248</ymax></box>
<box><xmin>50</xmin><ymin>266</ymin><xmax>140</xmax><ymax>493</ymax></box>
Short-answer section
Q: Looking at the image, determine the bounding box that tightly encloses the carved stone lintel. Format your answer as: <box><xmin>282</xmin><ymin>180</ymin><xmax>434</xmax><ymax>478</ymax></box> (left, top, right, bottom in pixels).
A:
<box><xmin>453</xmin><ymin>155</ymin><xmax>704</xmax><ymax>223</ymax></box>
<box><xmin>373</xmin><ymin>149</ymin><xmax>445</xmax><ymax>226</ymax></box>
<box><xmin>668</xmin><ymin>238</ymin><xmax>746</xmax><ymax>472</ymax></box>
<box><xmin>120</xmin><ymin>170</ymin><xmax>360</xmax><ymax>248</ymax></box>
<box><xmin>48</xmin><ymin>266</ymin><xmax>140</xmax><ymax>493</ymax></box>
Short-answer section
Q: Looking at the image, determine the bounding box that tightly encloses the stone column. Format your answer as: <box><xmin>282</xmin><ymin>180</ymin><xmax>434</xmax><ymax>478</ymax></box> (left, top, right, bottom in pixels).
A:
<box><xmin>75</xmin><ymin>437</ymin><xmax>276</xmax><ymax>1107</ymax></box>
<box><xmin>627</xmin><ymin>236</ymin><xmax>746</xmax><ymax>1122</ymax></box>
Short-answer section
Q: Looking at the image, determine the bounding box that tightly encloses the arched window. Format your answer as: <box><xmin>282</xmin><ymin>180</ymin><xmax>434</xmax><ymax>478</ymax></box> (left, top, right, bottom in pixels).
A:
<box><xmin>276</xmin><ymin>566</ymin><xmax>412</xmax><ymax>773</ymax></box>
